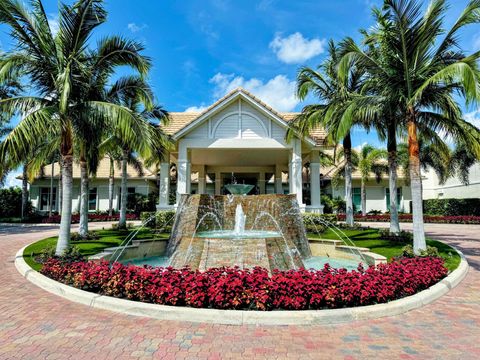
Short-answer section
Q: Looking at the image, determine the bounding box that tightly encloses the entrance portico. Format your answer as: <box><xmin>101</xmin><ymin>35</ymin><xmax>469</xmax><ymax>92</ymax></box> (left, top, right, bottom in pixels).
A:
<box><xmin>157</xmin><ymin>88</ymin><xmax>325</xmax><ymax>213</ymax></box>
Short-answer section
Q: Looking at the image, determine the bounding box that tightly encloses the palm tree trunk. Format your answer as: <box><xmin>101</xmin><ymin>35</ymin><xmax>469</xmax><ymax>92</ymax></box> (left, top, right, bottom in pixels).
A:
<box><xmin>108</xmin><ymin>156</ymin><xmax>114</xmax><ymax>217</ymax></box>
<box><xmin>361</xmin><ymin>179</ymin><xmax>366</xmax><ymax>216</ymax></box>
<box><xmin>58</xmin><ymin>157</ymin><xmax>62</xmax><ymax>213</ymax></box>
<box><xmin>344</xmin><ymin>132</ymin><xmax>354</xmax><ymax>226</ymax></box>
<box><xmin>56</xmin><ymin>154</ymin><xmax>73</xmax><ymax>256</ymax></box>
<box><xmin>387</xmin><ymin>124</ymin><xmax>400</xmax><ymax>234</ymax></box>
<box><xmin>118</xmin><ymin>149</ymin><xmax>128</xmax><ymax>229</ymax></box>
<box><xmin>48</xmin><ymin>162</ymin><xmax>54</xmax><ymax>217</ymax></box>
<box><xmin>407</xmin><ymin>111</ymin><xmax>426</xmax><ymax>254</ymax></box>
<box><xmin>79</xmin><ymin>156</ymin><xmax>89</xmax><ymax>238</ymax></box>
<box><xmin>21</xmin><ymin>164</ymin><xmax>28</xmax><ymax>220</ymax></box>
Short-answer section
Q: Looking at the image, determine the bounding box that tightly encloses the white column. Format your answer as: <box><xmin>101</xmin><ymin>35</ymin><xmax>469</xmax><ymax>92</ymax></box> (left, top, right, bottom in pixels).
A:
<box><xmin>275</xmin><ymin>165</ymin><xmax>283</xmax><ymax>194</ymax></box>
<box><xmin>157</xmin><ymin>152</ymin><xmax>170</xmax><ymax>209</ymax></box>
<box><xmin>290</xmin><ymin>138</ymin><xmax>304</xmax><ymax>208</ymax></box>
<box><xmin>176</xmin><ymin>142</ymin><xmax>190</xmax><ymax>204</ymax></box>
<box><xmin>215</xmin><ymin>171</ymin><xmax>221</xmax><ymax>195</ymax></box>
<box><xmin>186</xmin><ymin>160</ymin><xmax>191</xmax><ymax>194</ymax></box>
<box><xmin>198</xmin><ymin>165</ymin><xmax>206</xmax><ymax>194</ymax></box>
<box><xmin>309</xmin><ymin>150</ymin><xmax>323</xmax><ymax>213</ymax></box>
<box><xmin>259</xmin><ymin>172</ymin><xmax>266</xmax><ymax>194</ymax></box>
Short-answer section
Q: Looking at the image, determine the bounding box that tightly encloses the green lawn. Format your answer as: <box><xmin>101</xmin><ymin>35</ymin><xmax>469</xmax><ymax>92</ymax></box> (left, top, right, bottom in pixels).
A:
<box><xmin>24</xmin><ymin>226</ymin><xmax>461</xmax><ymax>273</ymax></box>
<box><xmin>23</xmin><ymin>228</ymin><xmax>169</xmax><ymax>271</ymax></box>
<box><xmin>308</xmin><ymin>228</ymin><xmax>461</xmax><ymax>271</ymax></box>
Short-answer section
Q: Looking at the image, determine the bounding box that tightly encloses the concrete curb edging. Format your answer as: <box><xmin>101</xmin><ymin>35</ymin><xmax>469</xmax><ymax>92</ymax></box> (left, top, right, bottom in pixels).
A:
<box><xmin>15</xmin><ymin>246</ymin><xmax>469</xmax><ymax>326</ymax></box>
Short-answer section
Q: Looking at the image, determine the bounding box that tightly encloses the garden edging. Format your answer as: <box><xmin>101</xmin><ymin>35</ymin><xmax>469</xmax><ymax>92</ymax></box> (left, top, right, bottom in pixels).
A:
<box><xmin>15</xmin><ymin>245</ymin><xmax>469</xmax><ymax>326</ymax></box>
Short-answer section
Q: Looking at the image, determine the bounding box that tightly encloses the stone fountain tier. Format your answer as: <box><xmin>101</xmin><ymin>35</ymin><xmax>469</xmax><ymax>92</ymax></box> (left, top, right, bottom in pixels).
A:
<box><xmin>167</xmin><ymin>194</ymin><xmax>311</xmax><ymax>272</ymax></box>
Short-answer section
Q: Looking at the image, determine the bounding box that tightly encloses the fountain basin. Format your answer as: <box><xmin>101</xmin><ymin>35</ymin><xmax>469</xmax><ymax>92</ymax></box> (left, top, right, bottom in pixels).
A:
<box><xmin>196</xmin><ymin>230</ymin><xmax>281</xmax><ymax>239</ymax></box>
<box><xmin>224</xmin><ymin>184</ymin><xmax>254</xmax><ymax>195</ymax></box>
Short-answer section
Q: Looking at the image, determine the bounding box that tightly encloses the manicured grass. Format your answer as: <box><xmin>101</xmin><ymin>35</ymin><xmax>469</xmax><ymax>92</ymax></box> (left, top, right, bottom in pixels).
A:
<box><xmin>0</xmin><ymin>217</ymin><xmax>23</xmax><ymax>223</ymax></box>
<box><xmin>23</xmin><ymin>228</ymin><xmax>169</xmax><ymax>271</ymax></box>
<box><xmin>308</xmin><ymin>228</ymin><xmax>461</xmax><ymax>271</ymax></box>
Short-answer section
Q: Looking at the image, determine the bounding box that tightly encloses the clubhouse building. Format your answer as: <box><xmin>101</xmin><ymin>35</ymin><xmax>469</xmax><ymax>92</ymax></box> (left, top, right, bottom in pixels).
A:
<box><xmin>30</xmin><ymin>88</ymin><xmax>422</xmax><ymax>214</ymax></box>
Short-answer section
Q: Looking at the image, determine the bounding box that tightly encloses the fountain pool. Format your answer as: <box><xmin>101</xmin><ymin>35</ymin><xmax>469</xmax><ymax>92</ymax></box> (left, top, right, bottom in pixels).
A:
<box><xmin>106</xmin><ymin>194</ymin><xmax>371</xmax><ymax>273</ymax></box>
<box><xmin>123</xmin><ymin>255</ymin><xmax>362</xmax><ymax>271</ymax></box>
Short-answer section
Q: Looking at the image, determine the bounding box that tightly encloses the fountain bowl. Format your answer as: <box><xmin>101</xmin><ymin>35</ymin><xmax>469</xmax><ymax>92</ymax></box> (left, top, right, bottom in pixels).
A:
<box><xmin>224</xmin><ymin>184</ymin><xmax>255</xmax><ymax>195</ymax></box>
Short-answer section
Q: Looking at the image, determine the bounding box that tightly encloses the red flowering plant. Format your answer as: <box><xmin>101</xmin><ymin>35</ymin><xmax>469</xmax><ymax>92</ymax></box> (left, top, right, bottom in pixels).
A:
<box><xmin>40</xmin><ymin>257</ymin><xmax>448</xmax><ymax>311</ymax></box>
<box><xmin>42</xmin><ymin>213</ymin><xmax>139</xmax><ymax>224</ymax></box>
<box><xmin>337</xmin><ymin>214</ymin><xmax>480</xmax><ymax>224</ymax></box>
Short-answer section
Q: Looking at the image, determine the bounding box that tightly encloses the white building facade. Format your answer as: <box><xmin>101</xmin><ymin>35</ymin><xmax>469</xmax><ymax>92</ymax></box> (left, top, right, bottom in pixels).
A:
<box><xmin>29</xmin><ymin>88</ymin><xmax>418</xmax><ymax>215</ymax></box>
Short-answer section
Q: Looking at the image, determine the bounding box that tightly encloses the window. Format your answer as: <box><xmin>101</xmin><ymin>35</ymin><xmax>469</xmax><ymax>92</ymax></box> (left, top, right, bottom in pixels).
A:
<box><xmin>386</xmin><ymin>187</ymin><xmax>402</xmax><ymax>211</ymax></box>
<box><xmin>88</xmin><ymin>188</ymin><xmax>97</xmax><ymax>211</ymax></box>
<box><xmin>128</xmin><ymin>187</ymin><xmax>135</xmax><ymax>195</ymax></box>
<box><xmin>352</xmin><ymin>188</ymin><xmax>361</xmax><ymax>212</ymax></box>
<box><xmin>40</xmin><ymin>187</ymin><xmax>56</xmax><ymax>211</ymax></box>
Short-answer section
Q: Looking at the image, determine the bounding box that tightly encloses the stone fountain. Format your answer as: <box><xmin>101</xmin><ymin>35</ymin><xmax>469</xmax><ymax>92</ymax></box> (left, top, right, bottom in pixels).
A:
<box><xmin>167</xmin><ymin>194</ymin><xmax>311</xmax><ymax>271</ymax></box>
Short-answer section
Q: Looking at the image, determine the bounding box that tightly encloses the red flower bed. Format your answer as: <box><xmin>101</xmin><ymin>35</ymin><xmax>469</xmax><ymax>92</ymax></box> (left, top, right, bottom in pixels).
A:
<box><xmin>337</xmin><ymin>214</ymin><xmax>480</xmax><ymax>224</ymax></box>
<box><xmin>41</xmin><ymin>213</ymin><xmax>139</xmax><ymax>224</ymax></box>
<box><xmin>40</xmin><ymin>257</ymin><xmax>447</xmax><ymax>311</ymax></box>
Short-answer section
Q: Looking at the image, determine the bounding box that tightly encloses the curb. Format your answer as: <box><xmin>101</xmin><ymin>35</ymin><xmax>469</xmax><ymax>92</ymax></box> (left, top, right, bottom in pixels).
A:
<box><xmin>15</xmin><ymin>246</ymin><xmax>469</xmax><ymax>326</ymax></box>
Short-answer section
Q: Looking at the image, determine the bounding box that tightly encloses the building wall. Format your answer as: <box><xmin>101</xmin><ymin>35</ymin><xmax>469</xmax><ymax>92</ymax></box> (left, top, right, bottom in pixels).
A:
<box><xmin>30</xmin><ymin>178</ymin><xmax>157</xmax><ymax>213</ymax></box>
<box><xmin>422</xmin><ymin>163</ymin><xmax>480</xmax><ymax>199</ymax></box>
<box><xmin>330</xmin><ymin>179</ymin><xmax>412</xmax><ymax>213</ymax></box>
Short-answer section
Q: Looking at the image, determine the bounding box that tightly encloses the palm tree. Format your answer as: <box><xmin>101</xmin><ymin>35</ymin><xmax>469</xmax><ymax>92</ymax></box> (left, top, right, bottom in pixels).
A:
<box><xmin>288</xmin><ymin>41</ymin><xmax>364</xmax><ymax>226</ymax></box>
<box><xmin>0</xmin><ymin>0</ymin><xmax>154</xmax><ymax>255</ymax></box>
<box><xmin>101</xmin><ymin>77</ymin><xmax>170</xmax><ymax>229</ymax></box>
<box><xmin>357</xmin><ymin>145</ymin><xmax>388</xmax><ymax>215</ymax></box>
<box><xmin>333</xmin><ymin>145</ymin><xmax>388</xmax><ymax>216</ymax></box>
<box><xmin>340</xmin><ymin>0</ymin><xmax>480</xmax><ymax>253</ymax></box>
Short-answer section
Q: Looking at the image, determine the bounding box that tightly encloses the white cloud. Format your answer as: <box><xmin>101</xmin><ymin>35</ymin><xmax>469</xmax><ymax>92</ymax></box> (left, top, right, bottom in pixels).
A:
<box><xmin>269</xmin><ymin>32</ymin><xmax>326</xmax><ymax>64</ymax></box>
<box><xmin>210</xmin><ymin>73</ymin><xmax>299</xmax><ymax>111</ymax></box>
<box><xmin>127</xmin><ymin>23</ymin><xmax>147</xmax><ymax>33</ymax></box>
<box><xmin>354</xmin><ymin>142</ymin><xmax>368</xmax><ymax>152</ymax></box>
<box><xmin>2</xmin><ymin>170</ymin><xmax>21</xmax><ymax>189</ymax></box>
<box><xmin>256</xmin><ymin>0</ymin><xmax>274</xmax><ymax>11</ymax></box>
<box><xmin>185</xmin><ymin>105</ymin><xmax>208</xmax><ymax>112</ymax></box>
<box><xmin>465</xmin><ymin>110</ymin><xmax>480</xmax><ymax>129</ymax></box>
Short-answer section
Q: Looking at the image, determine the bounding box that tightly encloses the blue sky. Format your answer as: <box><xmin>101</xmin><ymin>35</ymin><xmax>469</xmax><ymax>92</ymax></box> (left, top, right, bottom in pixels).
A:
<box><xmin>1</xmin><ymin>0</ymin><xmax>480</xmax><ymax>187</ymax></box>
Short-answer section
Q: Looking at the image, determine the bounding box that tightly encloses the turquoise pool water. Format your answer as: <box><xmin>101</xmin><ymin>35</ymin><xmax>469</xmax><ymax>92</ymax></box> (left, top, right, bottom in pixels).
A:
<box><xmin>122</xmin><ymin>255</ymin><xmax>362</xmax><ymax>271</ymax></box>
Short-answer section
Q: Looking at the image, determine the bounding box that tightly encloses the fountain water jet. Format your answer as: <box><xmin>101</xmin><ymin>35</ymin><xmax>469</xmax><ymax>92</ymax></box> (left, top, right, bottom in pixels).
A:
<box><xmin>167</xmin><ymin>194</ymin><xmax>310</xmax><ymax>271</ymax></box>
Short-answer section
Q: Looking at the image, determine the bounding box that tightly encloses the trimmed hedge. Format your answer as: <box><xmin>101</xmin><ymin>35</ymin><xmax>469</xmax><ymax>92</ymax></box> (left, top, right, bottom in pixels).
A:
<box><xmin>41</xmin><ymin>257</ymin><xmax>447</xmax><ymax>311</ymax></box>
<box><xmin>423</xmin><ymin>198</ymin><xmax>480</xmax><ymax>216</ymax></box>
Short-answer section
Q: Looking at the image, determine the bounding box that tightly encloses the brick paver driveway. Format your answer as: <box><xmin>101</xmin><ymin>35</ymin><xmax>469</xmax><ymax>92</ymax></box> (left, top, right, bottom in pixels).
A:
<box><xmin>1</xmin><ymin>222</ymin><xmax>479</xmax><ymax>359</ymax></box>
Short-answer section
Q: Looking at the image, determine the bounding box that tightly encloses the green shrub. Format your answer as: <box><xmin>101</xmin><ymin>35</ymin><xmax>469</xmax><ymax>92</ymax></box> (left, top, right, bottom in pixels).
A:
<box><xmin>402</xmin><ymin>244</ymin><xmax>440</xmax><ymax>258</ymax></box>
<box><xmin>423</xmin><ymin>198</ymin><xmax>480</xmax><ymax>216</ymax></box>
<box><xmin>0</xmin><ymin>187</ymin><xmax>31</xmax><ymax>218</ymax></box>
<box><xmin>302</xmin><ymin>213</ymin><xmax>337</xmax><ymax>233</ymax></box>
<box><xmin>319</xmin><ymin>194</ymin><xmax>346</xmax><ymax>214</ymax></box>
<box><xmin>379</xmin><ymin>229</ymin><xmax>413</xmax><ymax>242</ymax></box>
<box><xmin>140</xmin><ymin>210</ymin><xmax>176</xmax><ymax>232</ymax></box>
<box><xmin>71</xmin><ymin>231</ymin><xmax>100</xmax><ymax>241</ymax></box>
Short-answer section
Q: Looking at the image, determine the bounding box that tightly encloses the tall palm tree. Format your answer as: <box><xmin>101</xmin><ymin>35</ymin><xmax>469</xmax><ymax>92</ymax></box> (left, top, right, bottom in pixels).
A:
<box><xmin>357</xmin><ymin>145</ymin><xmax>388</xmax><ymax>216</ymax></box>
<box><xmin>288</xmin><ymin>41</ymin><xmax>364</xmax><ymax>226</ymax></box>
<box><xmin>0</xmin><ymin>0</ymin><xmax>154</xmax><ymax>255</ymax></box>
<box><xmin>340</xmin><ymin>0</ymin><xmax>480</xmax><ymax>253</ymax></box>
<box><xmin>102</xmin><ymin>77</ymin><xmax>170</xmax><ymax>229</ymax></box>
<box><xmin>333</xmin><ymin>145</ymin><xmax>388</xmax><ymax>216</ymax></box>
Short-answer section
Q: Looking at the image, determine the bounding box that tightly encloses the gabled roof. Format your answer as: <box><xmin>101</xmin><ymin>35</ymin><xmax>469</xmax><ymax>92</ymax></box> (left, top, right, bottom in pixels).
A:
<box><xmin>161</xmin><ymin>88</ymin><xmax>327</xmax><ymax>145</ymax></box>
